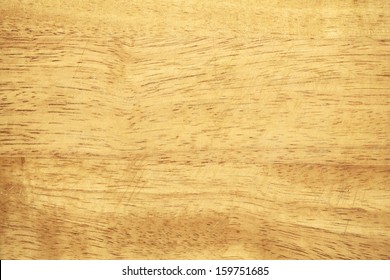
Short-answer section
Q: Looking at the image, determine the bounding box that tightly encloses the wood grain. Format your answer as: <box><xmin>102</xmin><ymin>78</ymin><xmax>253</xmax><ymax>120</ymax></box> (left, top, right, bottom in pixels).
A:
<box><xmin>0</xmin><ymin>0</ymin><xmax>389</xmax><ymax>259</ymax></box>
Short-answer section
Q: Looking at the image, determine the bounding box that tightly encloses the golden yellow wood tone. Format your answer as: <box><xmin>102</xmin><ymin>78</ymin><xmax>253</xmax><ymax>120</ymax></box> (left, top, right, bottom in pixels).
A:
<box><xmin>0</xmin><ymin>0</ymin><xmax>389</xmax><ymax>259</ymax></box>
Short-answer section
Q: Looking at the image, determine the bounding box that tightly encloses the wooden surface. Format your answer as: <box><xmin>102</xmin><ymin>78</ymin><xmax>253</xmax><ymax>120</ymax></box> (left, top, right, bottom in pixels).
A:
<box><xmin>0</xmin><ymin>0</ymin><xmax>389</xmax><ymax>259</ymax></box>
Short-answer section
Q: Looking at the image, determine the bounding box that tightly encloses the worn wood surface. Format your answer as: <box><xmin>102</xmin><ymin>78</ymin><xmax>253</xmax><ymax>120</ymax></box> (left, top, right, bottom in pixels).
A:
<box><xmin>0</xmin><ymin>0</ymin><xmax>389</xmax><ymax>259</ymax></box>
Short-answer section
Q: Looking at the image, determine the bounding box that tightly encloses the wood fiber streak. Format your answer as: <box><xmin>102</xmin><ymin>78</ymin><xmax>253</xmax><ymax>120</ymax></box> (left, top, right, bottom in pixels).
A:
<box><xmin>0</xmin><ymin>0</ymin><xmax>389</xmax><ymax>259</ymax></box>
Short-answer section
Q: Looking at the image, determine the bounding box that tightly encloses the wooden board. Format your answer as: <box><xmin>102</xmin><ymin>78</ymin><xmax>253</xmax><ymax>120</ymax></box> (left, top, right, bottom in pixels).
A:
<box><xmin>0</xmin><ymin>0</ymin><xmax>389</xmax><ymax>259</ymax></box>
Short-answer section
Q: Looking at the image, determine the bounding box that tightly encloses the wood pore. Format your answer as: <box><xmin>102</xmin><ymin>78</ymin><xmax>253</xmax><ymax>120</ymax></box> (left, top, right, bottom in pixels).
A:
<box><xmin>0</xmin><ymin>0</ymin><xmax>389</xmax><ymax>259</ymax></box>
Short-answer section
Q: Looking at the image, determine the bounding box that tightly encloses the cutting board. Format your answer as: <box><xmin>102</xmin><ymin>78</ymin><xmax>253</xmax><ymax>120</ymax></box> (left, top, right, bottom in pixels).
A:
<box><xmin>0</xmin><ymin>0</ymin><xmax>389</xmax><ymax>259</ymax></box>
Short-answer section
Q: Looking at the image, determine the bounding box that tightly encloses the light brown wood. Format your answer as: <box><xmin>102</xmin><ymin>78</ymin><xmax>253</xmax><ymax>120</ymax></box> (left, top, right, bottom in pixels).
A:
<box><xmin>0</xmin><ymin>0</ymin><xmax>389</xmax><ymax>259</ymax></box>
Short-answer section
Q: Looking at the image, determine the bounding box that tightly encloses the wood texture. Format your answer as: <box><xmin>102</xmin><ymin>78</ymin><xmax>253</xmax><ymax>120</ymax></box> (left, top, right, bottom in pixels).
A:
<box><xmin>0</xmin><ymin>0</ymin><xmax>389</xmax><ymax>259</ymax></box>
